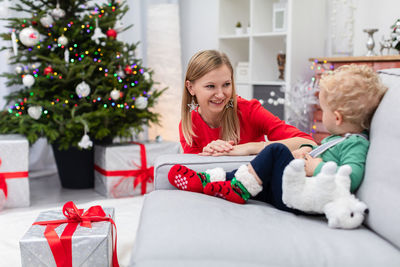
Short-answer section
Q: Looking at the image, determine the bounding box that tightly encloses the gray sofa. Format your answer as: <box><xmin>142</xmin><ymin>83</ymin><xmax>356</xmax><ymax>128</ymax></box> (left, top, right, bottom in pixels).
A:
<box><xmin>129</xmin><ymin>69</ymin><xmax>400</xmax><ymax>267</ymax></box>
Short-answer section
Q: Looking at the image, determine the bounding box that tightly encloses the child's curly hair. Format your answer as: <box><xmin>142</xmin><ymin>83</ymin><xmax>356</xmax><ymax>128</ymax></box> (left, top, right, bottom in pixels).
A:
<box><xmin>319</xmin><ymin>64</ymin><xmax>387</xmax><ymax>130</ymax></box>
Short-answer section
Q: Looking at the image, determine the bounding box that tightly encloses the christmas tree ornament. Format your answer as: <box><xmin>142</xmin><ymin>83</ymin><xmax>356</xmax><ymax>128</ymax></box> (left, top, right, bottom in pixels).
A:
<box><xmin>75</xmin><ymin>81</ymin><xmax>91</xmax><ymax>97</ymax></box>
<box><xmin>124</xmin><ymin>65</ymin><xmax>133</xmax><ymax>75</ymax></box>
<box><xmin>135</xmin><ymin>96</ymin><xmax>148</xmax><ymax>109</ymax></box>
<box><xmin>78</xmin><ymin>134</ymin><xmax>93</xmax><ymax>149</ymax></box>
<box><xmin>114</xmin><ymin>19</ymin><xmax>124</xmax><ymax>32</ymax></box>
<box><xmin>31</xmin><ymin>20</ymin><xmax>38</xmax><ymax>26</ymax></box>
<box><xmin>15</xmin><ymin>66</ymin><xmax>23</xmax><ymax>74</ymax></box>
<box><xmin>51</xmin><ymin>3</ymin><xmax>66</xmax><ymax>20</ymax></box>
<box><xmin>143</xmin><ymin>72</ymin><xmax>150</xmax><ymax>81</ymax></box>
<box><xmin>22</xmin><ymin>74</ymin><xmax>35</xmax><ymax>88</ymax></box>
<box><xmin>44</xmin><ymin>66</ymin><xmax>53</xmax><ymax>75</ymax></box>
<box><xmin>78</xmin><ymin>120</ymin><xmax>93</xmax><ymax>149</ymax></box>
<box><xmin>116</xmin><ymin>68</ymin><xmax>126</xmax><ymax>78</ymax></box>
<box><xmin>11</xmin><ymin>31</ymin><xmax>18</xmax><ymax>56</ymax></box>
<box><xmin>91</xmin><ymin>19</ymin><xmax>106</xmax><ymax>45</ymax></box>
<box><xmin>27</xmin><ymin>106</ymin><xmax>43</xmax><ymax>120</ymax></box>
<box><xmin>40</xmin><ymin>14</ymin><xmax>54</xmax><ymax>28</ymax></box>
<box><xmin>106</xmin><ymin>28</ymin><xmax>117</xmax><ymax>39</ymax></box>
<box><xmin>19</xmin><ymin>27</ymin><xmax>39</xmax><ymax>47</ymax></box>
<box><xmin>110</xmin><ymin>88</ymin><xmax>121</xmax><ymax>100</ymax></box>
<box><xmin>57</xmin><ymin>34</ymin><xmax>68</xmax><ymax>46</ymax></box>
<box><xmin>64</xmin><ymin>50</ymin><xmax>70</xmax><ymax>64</ymax></box>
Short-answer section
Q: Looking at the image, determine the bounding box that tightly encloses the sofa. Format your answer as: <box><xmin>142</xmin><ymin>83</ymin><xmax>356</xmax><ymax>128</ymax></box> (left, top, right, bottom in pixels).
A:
<box><xmin>129</xmin><ymin>69</ymin><xmax>400</xmax><ymax>267</ymax></box>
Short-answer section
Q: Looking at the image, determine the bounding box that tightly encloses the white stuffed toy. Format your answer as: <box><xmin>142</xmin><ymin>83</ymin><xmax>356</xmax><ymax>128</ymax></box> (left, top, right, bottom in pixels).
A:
<box><xmin>282</xmin><ymin>159</ymin><xmax>369</xmax><ymax>229</ymax></box>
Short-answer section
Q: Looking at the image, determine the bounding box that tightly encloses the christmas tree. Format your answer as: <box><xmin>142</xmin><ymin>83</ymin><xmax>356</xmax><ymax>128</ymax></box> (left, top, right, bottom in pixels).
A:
<box><xmin>0</xmin><ymin>0</ymin><xmax>164</xmax><ymax>150</ymax></box>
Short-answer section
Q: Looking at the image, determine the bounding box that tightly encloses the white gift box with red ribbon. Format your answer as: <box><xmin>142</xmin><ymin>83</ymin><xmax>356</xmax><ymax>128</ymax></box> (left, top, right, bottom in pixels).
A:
<box><xmin>0</xmin><ymin>134</ymin><xmax>29</xmax><ymax>209</ymax></box>
<box><xmin>94</xmin><ymin>142</ymin><xmax>181</xmax><ymax>198</ymax></box>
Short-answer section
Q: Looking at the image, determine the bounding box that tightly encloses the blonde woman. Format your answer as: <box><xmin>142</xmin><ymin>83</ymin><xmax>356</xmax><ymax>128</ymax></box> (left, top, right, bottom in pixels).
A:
<box><xmin>180</xmin><ymin>50</ymin><xmax>315</xmax><ymax>155</ymax></box>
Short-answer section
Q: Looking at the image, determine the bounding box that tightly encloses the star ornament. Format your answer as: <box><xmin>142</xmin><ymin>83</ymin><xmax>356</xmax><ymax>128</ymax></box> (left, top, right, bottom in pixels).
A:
<box><xmin>187</xmin><ymin>99</ymin><xmax>198</xmax><ymax>112</ymax></box>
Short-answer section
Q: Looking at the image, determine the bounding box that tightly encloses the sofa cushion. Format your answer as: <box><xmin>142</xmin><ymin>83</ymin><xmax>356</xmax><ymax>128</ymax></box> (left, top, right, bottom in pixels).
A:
<box><xmin>154</xmin><ymin>154</ymin><xmax>255</xmax><ymax>190</ymax></box>
<box><xmin>130</xmin><ymin>190</ymin><xmax>400</xmax><ymax>267</ymax></box>
<box><xmin>357</xmin><ymin>70</ymin><xmax>400</xmax><ymax>249</ymax></box>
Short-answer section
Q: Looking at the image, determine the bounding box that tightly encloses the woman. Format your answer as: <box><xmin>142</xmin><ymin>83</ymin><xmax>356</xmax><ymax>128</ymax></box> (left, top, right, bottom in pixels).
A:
<box><xmin>180</xmin><ymin>50</ymin><xmax>316</xmax><ymax>155</ymax></box>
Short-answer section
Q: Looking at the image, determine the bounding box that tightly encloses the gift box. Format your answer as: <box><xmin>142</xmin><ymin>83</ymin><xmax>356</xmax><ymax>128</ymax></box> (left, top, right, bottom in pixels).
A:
<box><xmin>19</xmin><ymin>202</ymin><xmax>118</xmax><ymax>267</ymax></box>
<box><xmin>0</xmin><ymin>134</ymin><xmax>29</xmax><ymax>209</ymax></box>
<box><xmin>94</xmin><ymin>141</ymin><xmax>181</xmax><ymax>198</ymax></box>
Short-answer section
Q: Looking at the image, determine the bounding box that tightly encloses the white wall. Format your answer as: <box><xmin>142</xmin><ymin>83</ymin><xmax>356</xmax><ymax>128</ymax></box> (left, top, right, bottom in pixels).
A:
<box><xmin>179</xmin><ymin>0</ymin><xmax>219</xmax><ymax>74</ymax></box>
<box><xmin>353</xmin><ymin>0</ymin><xmax>400</xmax><ymax>56</ymax></box>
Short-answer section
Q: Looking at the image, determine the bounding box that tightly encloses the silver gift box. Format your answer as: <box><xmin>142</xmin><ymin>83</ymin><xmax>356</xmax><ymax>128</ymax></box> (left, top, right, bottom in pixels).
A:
<box><xmin>0</xmin><ymin>134</ymin><xmax>29</xmax><ymax>208</ymax></box>
<box><xmin>19</xmin><ymin>207</ymin><xmax>114</xmax><ymax>267</ymax></box>
<box><xmin>94</xmin><ymin>141</ymin><xmax>181</xmax><ymax>198</ymax></box>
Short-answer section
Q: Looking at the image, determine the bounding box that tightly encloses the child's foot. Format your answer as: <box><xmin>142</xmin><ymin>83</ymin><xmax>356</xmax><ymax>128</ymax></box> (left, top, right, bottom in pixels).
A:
<box><xmin>204</xmin><ymin>165</ymin><xmax>263</xmax><ymax>204</ymax></box>
<box><xmin>168</xmin><ymin>164</ymin><xmax>226</xmax><ymax>193</ymax></box>
<box><xmin>204</xmin><ymin>180</ymin><xmax>248</xmax><ymax>204</ymax></box>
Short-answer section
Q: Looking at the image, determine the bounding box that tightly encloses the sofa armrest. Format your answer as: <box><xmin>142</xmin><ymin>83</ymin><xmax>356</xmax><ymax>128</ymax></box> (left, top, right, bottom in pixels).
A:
<box><xmin>154</xmin><ymin>154</ymin><xmax>255</xmax><ymax>190</ymax></box>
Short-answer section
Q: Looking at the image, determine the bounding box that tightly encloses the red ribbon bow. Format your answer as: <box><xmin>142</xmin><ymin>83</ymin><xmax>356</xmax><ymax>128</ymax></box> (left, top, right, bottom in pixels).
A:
<box><xmin>94</xmin><ymin>142</ymin><xmax>154</xmax><ymax>197</ymax></box>
<box><xmin>33</xmin><ymin>201</ymin><xmax>119</xmax><ymax>267</ymax></box>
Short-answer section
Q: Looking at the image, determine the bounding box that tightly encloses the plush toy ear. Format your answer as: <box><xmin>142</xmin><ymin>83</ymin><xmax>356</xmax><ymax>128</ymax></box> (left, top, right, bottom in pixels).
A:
<box><xmin>327</xmin><ymin>216</ymin><xmax>339</xmax><ymax>228</ymax></box>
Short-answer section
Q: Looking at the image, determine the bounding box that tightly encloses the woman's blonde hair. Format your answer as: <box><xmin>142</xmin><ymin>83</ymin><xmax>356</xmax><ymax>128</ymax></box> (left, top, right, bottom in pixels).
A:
<box><xmin>181</xmin><ymin>50</ymin><xmax>240</xmax><ymax>146</ymax></box>
<box><xmin>319</xmin><ymin>64</ymin><xmax>387</xmax><ymax>130</ymax></box>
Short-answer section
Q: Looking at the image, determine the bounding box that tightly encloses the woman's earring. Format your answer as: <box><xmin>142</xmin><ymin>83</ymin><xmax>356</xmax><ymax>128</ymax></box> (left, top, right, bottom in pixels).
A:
<box><xmin>187</xmin><ymin>96</ymin><xmax>199</xmax><ymax>112</ymax></box>
<box><xmin>226</xmin><ymin>98</ymin><xmax>234</xmax><ymax>109</ymax></box>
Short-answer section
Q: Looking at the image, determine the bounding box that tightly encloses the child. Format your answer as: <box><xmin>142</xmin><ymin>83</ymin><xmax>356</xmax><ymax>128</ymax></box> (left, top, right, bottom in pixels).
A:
<box><xmin>168</xmin><ymin>64</ymin><xmax>387</xmax><ymax>212</ymax></box>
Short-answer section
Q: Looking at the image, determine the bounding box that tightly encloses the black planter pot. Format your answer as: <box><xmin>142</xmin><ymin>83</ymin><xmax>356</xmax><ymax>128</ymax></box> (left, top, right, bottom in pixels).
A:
<box><xmin>52</xmin><ymin>144</ymin><xmax>94</xmax><ymax>189</ymax></box>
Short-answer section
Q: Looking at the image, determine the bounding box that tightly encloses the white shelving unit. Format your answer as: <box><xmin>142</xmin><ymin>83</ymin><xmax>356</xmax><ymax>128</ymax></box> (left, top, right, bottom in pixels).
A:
<box><xmin>218</xmin><ymin>0</ymin><xmax>326</xmax><ymax>119</ymax></box>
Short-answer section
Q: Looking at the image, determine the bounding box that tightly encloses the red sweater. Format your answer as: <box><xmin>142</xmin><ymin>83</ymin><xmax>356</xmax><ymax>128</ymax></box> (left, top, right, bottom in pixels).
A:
<box><xmin>179</xmin><ymin>96</ymin><xmax>314</xmax><ymax>154</ymax></box>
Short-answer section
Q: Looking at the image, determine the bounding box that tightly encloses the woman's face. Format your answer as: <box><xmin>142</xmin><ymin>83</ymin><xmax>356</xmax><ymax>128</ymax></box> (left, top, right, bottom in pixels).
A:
<box><xmin>186</xmin><ymin>64</ymin><xmax>233</xmax><ymax>117</ymax></box>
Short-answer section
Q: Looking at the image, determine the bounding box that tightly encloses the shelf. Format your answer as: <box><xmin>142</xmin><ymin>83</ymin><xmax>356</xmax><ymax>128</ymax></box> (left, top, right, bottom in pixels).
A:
<box><xmin>219</xmin><ymin>34</ymin><xmax>250</xmax><ymax>39</ymax></box>
<box><xmin>252</xmin><ymin>32</ymin><xmax>287</xmax><ymax>38</ymax></box>
<box><xmin>252</xmin><ymin>81</ymin><xmax>285</xmax><ymax>86</ymax></box>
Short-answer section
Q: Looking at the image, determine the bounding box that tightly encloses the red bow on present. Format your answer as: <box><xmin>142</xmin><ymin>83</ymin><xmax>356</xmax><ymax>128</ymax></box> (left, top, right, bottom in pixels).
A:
<box><xmin>94</xmin><ymin>142</ymin><xmax>154</xmax><ymax>197</ymax></box>
<box><xmin>33</xmin><ymin>201</ymin><xmax>119</xmax><ymax>267</ymax></box>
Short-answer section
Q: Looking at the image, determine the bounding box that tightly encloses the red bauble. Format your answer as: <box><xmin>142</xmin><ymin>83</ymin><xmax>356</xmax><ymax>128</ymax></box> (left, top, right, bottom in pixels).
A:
<box><xmin>124</xmin><ymin>65</ymin><xmax>133</xmax><ymax>75</ymax></box>
<box><xmin>106</xmin><ymin>29</ymin><xmax>117</xmax><ymax>39</ymax></box>
<box><xmin>31</xmin><ymin>21</ymin><xmax>38</xmax><ymax>26</ymax></box>
<box><xmin>44</xmin><ymin>66</ymin><xmax>54</xmax><ymax>75</ymax></box>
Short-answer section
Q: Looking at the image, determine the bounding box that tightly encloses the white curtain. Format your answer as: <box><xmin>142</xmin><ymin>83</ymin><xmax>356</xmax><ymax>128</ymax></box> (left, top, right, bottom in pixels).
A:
<box><xmin>146</xmin><ymin>0</ymin><xmax>182</xmax><ymax>142</ymax></box>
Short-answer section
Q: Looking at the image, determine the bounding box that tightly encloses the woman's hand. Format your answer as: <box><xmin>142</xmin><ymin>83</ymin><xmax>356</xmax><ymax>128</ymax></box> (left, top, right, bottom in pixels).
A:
<box><xmin>199</xmin><ymin>140</ymin><xmax>234</xmax><ymax>156</ymax></box>
<box><xmin>304</xmin><ymin>154</ymin><xmax>322</xmax><ymax>176</ymax></box>
<box><xmin>207</xmin><ymin>143</ymin><xmax>250</xmax><ymax>156</ymax></box>
<box><xmin>292</xmin><ymin>146</ymin><xmax>312</xmax><ymax>159</ymax></box>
